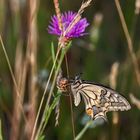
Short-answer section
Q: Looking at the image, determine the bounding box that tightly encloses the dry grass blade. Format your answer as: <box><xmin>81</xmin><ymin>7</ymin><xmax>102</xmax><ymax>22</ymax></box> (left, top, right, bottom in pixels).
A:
<box><xmin>10</xmin><ymin>40</ymin><xmax>24</xmax><ymax>140</ymax></box>
<box><xmin>109</xmin><ymin>62</ymin><xmax>119</xmax><ymax>124</ymax></box>
<box><xmin>130</xmin><ymin>94</ymin><xmax>140</xmax><ymax>109</ymax></box>
<box><xmin>109</xmin><ymin>62</ymin><xmax>119</xmax><ymax>140</ymax></box>
<box><xmin>25</xmin><ymin>0</ymin><xmax>39</xmax><ymax>139</ymax></box>
<box><xmin>115</xmin><ymin>0</ymin><xmax>140</xmax><ymax>86</ymax></box>
<box><xmin>55</xmin><ymin>98</ymin><xmax>60</xmax><ymax>126</ymax></box>
<box><xmin>135</xmin><ymin>0</ymin><xmax>140</xmax><ymax>14</ymax></box>
<box><xmin>109</xmin><ymin>62</ymin><xmax>119</xmax><ymax>89</ymax></box>
<box><xmin>0</xmin><ymin>35</ymin><xmax>26</xmax><ymax>120</ymax></box>
<box><xmin>78</xmin><ymin>0</ymin><xmax>93</xmax><ymax>15</ymax></box>
<box><xmin>0</xmin><ymin>35</ymin><xmax>28</xmax><ymax>140</ymax></box>
<box><xmin>64</xmin><ymin>0</ymin><xmax>93</xmax><ymax>37</ymax></box>
<box><xmin>31</xmin><ymin>47</ymin><xmax>61</xmax><ymax>140</ymax></box>
<box><xmin>53</xmin><ymin>0</ymin><xmax>63</xmax><ymax>31</ymax></box>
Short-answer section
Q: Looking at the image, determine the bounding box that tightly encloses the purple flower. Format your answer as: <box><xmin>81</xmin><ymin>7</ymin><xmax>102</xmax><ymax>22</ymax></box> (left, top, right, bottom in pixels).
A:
<box><xmin>48</xmin><ymin>11</ymin><xmax>89</xmax><ymax>38</ymax></box>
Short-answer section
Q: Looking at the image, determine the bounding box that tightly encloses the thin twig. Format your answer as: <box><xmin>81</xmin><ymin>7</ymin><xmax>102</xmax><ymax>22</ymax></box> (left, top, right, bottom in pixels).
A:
<box><xmin>69</xmin><ymin>94</ymin><xmax>76</xmax><ymax>139</ymax></box>
<box><xmin>114</xmin><ymin>0</ymin><xmax>140</xmax><ymax>86</ymax></box>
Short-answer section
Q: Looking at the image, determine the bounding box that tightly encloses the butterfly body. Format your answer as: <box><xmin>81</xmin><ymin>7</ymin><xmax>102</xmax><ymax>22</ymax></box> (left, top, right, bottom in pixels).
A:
<box><xmin>57</xmin><ymin>75</ymin><xmax>131</xmax><ymax>120</ymax></box>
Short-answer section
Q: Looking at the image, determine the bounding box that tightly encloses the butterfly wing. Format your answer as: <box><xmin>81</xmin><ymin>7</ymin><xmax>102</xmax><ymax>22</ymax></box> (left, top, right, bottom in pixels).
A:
<box><xmin>71</xmin><ymin>82</ymin><xmax>131</xmax><ymax>120</ymax></box>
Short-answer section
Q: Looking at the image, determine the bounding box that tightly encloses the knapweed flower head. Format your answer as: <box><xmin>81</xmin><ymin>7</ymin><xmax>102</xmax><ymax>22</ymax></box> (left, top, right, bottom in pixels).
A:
<box><xmin>48</xmin><ymin>11</ymin><xmax>89</xmax><ymax>38</ymax></box>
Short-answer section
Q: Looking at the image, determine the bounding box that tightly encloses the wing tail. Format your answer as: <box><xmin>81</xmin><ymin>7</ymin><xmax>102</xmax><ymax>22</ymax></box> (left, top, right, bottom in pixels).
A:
<box><xmin>94</xmin><ymin>111</ymin><xmax>107</xmax><ymax>122</ymax></box>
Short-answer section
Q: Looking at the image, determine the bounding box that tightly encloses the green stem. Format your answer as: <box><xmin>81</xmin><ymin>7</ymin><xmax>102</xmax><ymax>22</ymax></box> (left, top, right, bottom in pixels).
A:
<box><xmin>35</xmin><ymin>43</ymin><xmax>71</xmax><ymax>140</ymax></box>
<box><xmin>0</xmin><ymin>119</ymin><xmax>3</xmax><ymax>140</ymax></box>
<box><xmin>31</xmin><ymin>47</ymin><xmax>61</xmax><ymax>140</ymax></box>
<box><xmin>75</xmin><ymin>120</ymin><xmax>92</xmax><ymax>140</ymax></box>
<box><xmin>39</xmin><ymin>92</ymin><xmax>61</xmax><ymax>138</ymax></box>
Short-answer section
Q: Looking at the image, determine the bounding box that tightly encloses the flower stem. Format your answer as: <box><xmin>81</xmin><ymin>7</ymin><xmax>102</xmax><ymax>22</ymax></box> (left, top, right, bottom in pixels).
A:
<box><xmin>75</xmin><ymin>120</ymin><xmax>92</xmax><ymax>140</ymax></box>
<box><xmin>31</xmin><ymin>46</ymin><xmax>61</xmax><ymax>140</ymax></box>
<box><xmin>34</xmin><ymin>43</ymin><xmax>71</xmax><ymax>140</ymax></box>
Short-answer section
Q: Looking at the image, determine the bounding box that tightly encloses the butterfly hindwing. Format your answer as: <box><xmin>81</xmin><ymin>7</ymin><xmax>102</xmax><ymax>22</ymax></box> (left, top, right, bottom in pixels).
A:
<box><xmin>99</xmin><ymin>86</ymin><xmax>131</xmax><ymax>112</ymax></box>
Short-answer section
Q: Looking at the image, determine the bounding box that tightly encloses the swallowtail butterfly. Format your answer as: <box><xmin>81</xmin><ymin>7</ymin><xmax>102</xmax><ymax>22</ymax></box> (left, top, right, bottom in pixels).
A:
<box><xmin>57</xmin><ymin>74</ymin><xmax>131</xmax><ymax>120</ymax></box>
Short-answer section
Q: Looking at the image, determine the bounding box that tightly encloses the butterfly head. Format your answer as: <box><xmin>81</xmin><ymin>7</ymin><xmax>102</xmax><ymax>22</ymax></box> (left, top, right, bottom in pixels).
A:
<box><xmin>73</xmin><ymin>74</ymin><xmax>82</xmax><ymax>85</ymax></box>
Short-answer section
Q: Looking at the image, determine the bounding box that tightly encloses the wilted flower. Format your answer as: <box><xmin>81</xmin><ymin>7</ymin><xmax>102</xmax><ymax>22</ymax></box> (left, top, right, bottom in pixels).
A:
<box><xmin>48</xmin><ymin>11</ymin><xmax>89</xmax><ymax>38</ymax></box>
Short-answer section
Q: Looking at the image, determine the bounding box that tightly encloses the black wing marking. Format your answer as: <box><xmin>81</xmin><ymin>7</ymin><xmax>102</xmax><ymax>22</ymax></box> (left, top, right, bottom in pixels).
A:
<box><xmin>71</xmin><ymin>81</ymin><xmax>131</xmax><ymax>120</ymax></box>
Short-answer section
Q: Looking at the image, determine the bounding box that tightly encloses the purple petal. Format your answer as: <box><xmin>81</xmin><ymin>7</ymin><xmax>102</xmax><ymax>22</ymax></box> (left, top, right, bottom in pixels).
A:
<box><xmin>48</xmin><ymin>11</ymin><xmax>89</xmax><ymax>38</ymax></box>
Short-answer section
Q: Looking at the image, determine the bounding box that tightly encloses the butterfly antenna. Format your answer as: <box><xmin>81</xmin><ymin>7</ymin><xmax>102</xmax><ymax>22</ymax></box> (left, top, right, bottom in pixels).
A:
<box><xmin>75</xmin><ymin>72</ymin><xmax>83</xmax><ymax>80</ymax></box>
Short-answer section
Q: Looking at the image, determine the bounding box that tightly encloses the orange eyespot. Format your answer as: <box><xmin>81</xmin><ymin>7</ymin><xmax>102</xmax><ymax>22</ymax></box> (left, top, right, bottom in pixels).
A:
<box><xmin>57</xmin><ymin>78</ymin><xmax>69</xmax><ymax>92</ymax></box>
<box><xmin>86</xmin><ymin>108</ymin><xmax>93</xmax><ymax>118</ymax></box>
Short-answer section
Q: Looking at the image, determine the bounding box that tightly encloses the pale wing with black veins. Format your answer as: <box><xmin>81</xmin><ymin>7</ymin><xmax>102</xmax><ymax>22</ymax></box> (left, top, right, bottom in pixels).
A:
<box><xmin>75</xmin><ymin>83</ymin><xmax>131</xmax><ymax>112</ymax></box>
<box><xmin>71</xmin><ymin>83</ymin><xmax>82</xmax><ymax>106</ymax></box>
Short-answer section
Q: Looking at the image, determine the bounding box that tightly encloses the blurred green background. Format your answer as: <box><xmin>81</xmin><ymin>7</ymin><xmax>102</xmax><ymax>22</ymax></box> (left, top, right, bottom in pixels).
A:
<box><xmin>0</xmin><ymin>0</ymin><xmax>140</xmax><ymax>140</ymax></box>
